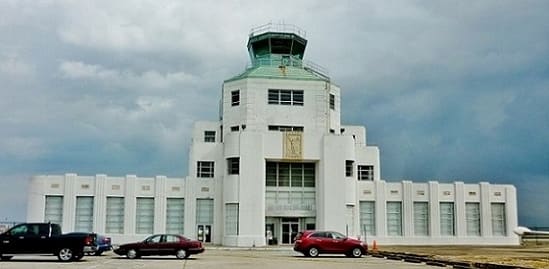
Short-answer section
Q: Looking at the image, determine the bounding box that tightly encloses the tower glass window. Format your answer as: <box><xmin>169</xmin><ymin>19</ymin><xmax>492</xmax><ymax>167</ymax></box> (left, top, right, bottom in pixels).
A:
<box><xmin>413</xmin><ymin>202</ymin><xmax>429</xmax><ymax>236</ymax></box>
<box><xmin>225</xmin><ymin>203</ymin><xmax>239</xmax><ymax>235</ymax></box>
<box><xmin>440</xmin><ymin>202</ymin><xmax>455</xmax><ymax>236</ymax></box>
<box><xmin>268</xmin><ymin>125</ymin><xmax>303</xmax><ymax>132</ymax></box>
<box><xmin>466</xmin><ymin>202</ymin><xmax>481</xmax><ymax>236</ymax></box>
<box><xmin>231</xmin><ymin>90</ymin><xmax>240</xmax><ymax>106</ymax></box>
<box><xmin>268</xmin><ymin>89</ymin><xmax>304</xmax><ymax>106</ymax></box>
<box><xmin>357</xmin><ymin>165</ymin><xmax>374</xmax><ymax>181</ymax></box>
<box><xmin>75</xmin><ymin>196</ymin><xmax>94</xmax><ymax>232</ymax></box>
<box><xmin>106</xmin><ymin>197</ymin><xmax>124</xmax><ymax>234</ymax></box>
<box><xmin>197</xmin><ymin>161</ymin><xmax>214</xmax><ymax>178</ymax></box>
<box><xmin>491</xmin><ymin>203</ymin><xmax>506</xmax><ymax>236</ymax></box>
<box><xmin>227</xmin><ymin>157</ymin><xmax>240</xmax><ymax>175</ymax></box>
<box><xmin>136</xmin><ymin>197</ymin><xmax>154</xmax><ymax>234</ymax></box>
<box><xmin>204</xmin><ymin>131</ymin><xmax>216</xmax><ymax>142</ymax></box>
<box><xmin>265</xmin><ymin>162</ymin><xmax>315</xmax><ymax>187</ymax></box>
<box><xmin>329</xmin><ymin>94</ymin><xmax>335</xmax><ymax>110</ymax></box>
<box><xmin>387</xmin><ymin>201</ymin><xmax>402</xmax><ymax>236</ymax></box>
<box><xmin>359</xmin><ymin>201</ymin><xmax>376</xmax><ymax>236</ymax></box>
<box><xmin>166</xmin><ymin>198</ymin><xmax>185</xmax><ymax>234</ymax></box>
<box><xmin>44</xmin><ymin>195</ymin><xmax>63</xmax><ymax>226</ymax></box>
<box><xmin>345</xmin><ymin>160</ymin><xmax>354</xmax><ymax>177</ymax></box>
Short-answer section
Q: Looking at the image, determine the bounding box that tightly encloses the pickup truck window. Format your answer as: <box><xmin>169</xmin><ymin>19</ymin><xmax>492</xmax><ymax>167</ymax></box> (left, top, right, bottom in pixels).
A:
<box><xmin>10</xmin><ymin>224</ymin><xmax>29</xmax><ymax>235</ymax></box>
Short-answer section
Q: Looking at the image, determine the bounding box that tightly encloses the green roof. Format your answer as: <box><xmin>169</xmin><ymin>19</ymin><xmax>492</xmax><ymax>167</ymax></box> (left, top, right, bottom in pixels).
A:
<box><xmin>225</xmin><ymin>65</ymin><xmax>328</xmax><ymax>83</ymax></box>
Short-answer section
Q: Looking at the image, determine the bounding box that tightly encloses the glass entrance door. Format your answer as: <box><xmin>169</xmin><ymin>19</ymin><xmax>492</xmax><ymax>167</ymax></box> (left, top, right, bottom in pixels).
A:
<box><xmin>197</xmin><ymin>225</ymin><xmax>211</xmax><ymax>243</ymax></box>
<box><xmin>281</xmin><ymin>221</ymin><xmax>299</xmax><ymax>244</ymax></box>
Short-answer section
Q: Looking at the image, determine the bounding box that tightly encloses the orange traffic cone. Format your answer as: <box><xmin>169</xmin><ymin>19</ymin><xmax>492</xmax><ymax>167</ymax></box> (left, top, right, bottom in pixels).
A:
<box><xmin>372</xmin><ymin>240</ymin><xmax>378</xmax><ymax>252</ymax></box>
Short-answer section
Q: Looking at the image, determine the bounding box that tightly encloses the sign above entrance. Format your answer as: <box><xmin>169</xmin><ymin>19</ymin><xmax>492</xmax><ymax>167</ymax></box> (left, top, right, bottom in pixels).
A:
<box><xmin>283</xmin><ymin>132</ymin><xmax>303</xmax><ymax>160</ymax></box>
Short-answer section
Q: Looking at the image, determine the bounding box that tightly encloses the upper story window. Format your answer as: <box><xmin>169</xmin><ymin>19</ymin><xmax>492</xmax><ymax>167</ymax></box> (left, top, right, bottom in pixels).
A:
<box><xmin>197</xmin><ymin>161</ymin><xmax>214</xmax><ymax>178</ymax></box>
<box><xmin>268</xmin><ymin>89</ymin><xmax>304</xmax><ymax>106</ymax></box>
<box><xmin>268</xmin><ymin>125</ymin><xmax>304</xmax><ymax>132</ymax></box>
<box><xmin>357</xmin><ymin>165</ymin><xmax>374</xmax><ymax>181</ymax></box>
<box><xmin>227</xmin><ymin>157</ymin><xmax>240</xmax><ymax>175</ymax></box>
<box><xmin>329</xmin><ymin>94</ymin><xmax>335</xmax><ymax>110</ymax></box>
<box><xmin>266</xmin><ymin>162</ymin><xmax>315</xmax><ymax>187</ymax></box>
<box><xmin>345</xmin><ymin>160</ymin><xmax>354</xmax><ymax>177</ymax></box>
<box><xmin>231</xmin><ymin>90</ymin><xmax>240</xmax><ymax>106</ymax></box>
<box><xmin>204</xmin><ymin>131</ymin><xmax>216</xmax><ymax>142</ymax></box>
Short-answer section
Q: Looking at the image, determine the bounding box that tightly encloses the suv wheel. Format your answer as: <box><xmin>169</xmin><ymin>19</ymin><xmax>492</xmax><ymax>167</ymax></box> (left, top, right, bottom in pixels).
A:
<box><xmin>57</xmin><ymin>247</ymin><xmax>74</xmax><ymax>262</ymax></box>
<box><xmin>307</xmin><ymin>247</ymin><xmax>319</xmax><ymax>257</ymax></box>
<box><xmin>350</xmin><ymin>247</ymin><xmax>362</xmax><ymax>258</ymax></box>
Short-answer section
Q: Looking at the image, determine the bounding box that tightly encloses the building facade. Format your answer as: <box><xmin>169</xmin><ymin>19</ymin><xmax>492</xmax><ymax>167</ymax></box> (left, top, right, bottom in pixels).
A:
<box><xmin>27</xmin><ymin>24</ymin><xmax>519</xmax><ymax>246</ymax></box>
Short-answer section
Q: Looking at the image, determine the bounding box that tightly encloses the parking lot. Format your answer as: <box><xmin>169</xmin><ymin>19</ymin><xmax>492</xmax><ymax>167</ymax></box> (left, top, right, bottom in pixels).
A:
<box><xmin>0</xmin><ymin>249</ymin><xmax>444</xmax><ymax>269</ymax></box>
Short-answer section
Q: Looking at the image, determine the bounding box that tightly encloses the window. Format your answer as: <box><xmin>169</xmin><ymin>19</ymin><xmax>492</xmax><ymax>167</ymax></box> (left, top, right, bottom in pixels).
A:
<box><xmin>136</xmin><ymin>197</ymin><xmax>154</xmax><ymax>234</ymax></box>
<box><xmin>225</xmin><ymin>203</ymin><xmax>239</xmax><ymax>235</ymax></box>
<box><xmin>268</xmin><ymin>89</ymin><xmax>304</xmax><ymax>106</ymax></box>
<box><xmin>166</xmin><ymin>198</ymin><xmax>185</xmax><ymax>234</ymax></box>
<box><xmin>44</xmin><ymin>195</ymin><xmax>63</xmax><ymax>226</ymax></box>
<box><xmin>265</xmin><ymin>162</ymin><xmax>315</xmax><ymax>187</ymax></box>
<box><xmin>346</xmin><ymin>205</ymin><xmax>355</xmax><ymax>236</ymax></box>
<box><xmin>359</xmin><ymin>201</ymin><xmax>376</xmax><ymax>236</ymax></box>
<box><xmin>227</xmin><ymin>157</ymin><xmax>240</xmax><ymax>175</ymax></box>
<box><xmin>197</xmin><ymin>161</ymin><xmax>214</xmax><ymax>178</ymax></box>
<box><xmin>357</xmin><ymin>165</ymin><xmax>374</xmax><ymax>181</ymax></box>
<box><xmin>345</xmin><ymin>160</ymin><xmax>354</xmax><ymax>177</ymax></box>
<box><xmin>230</xmin><ymin>125</ymin><xmax>239</xmax><ymax>132</ymax></box>
<box><xmin>329</xmin><ymin>94</ymin><xmax>335</xmax><ymax>110</ymax></box>
<box><xmin>440</xmin><ymin>202</ymin><xmax>455</xmax><ymax>236</ymax></box>
<box><xmin>75</xmin><ymin>196</ymin><xmax>94</xmax><ymax>232</ymax></box>
<box><xmin>387</xmin><ymin>202</ymin><xmax>402</xmax><ymax>236</ymax></box>
<box><xmin>106</xmin><ymin>197</ymin><xmax>124</xmax><ymax>234</ymax></box>
<box><xmin>196</xmin><ymin>199</ymin><xmax>214</xmax><ymax>224</ymax></box>
<box><xmin>414</xmin><ymin>202</ymin><xmax>429</xmax><ymax>236</ymax></box>
<box><xmin>231</xmin><ymin>90</ymin><xmax>240</xmax><ymax>106</ymax></box>
<box><xmin>268</xmin><ymin>125</ymin><xmax>304</xmax><ymax>132</ymax></box>
<box><xmin>491</xmin><ymin>203</ymin><xmax>506</xmax><ymax>236</ymax></box>
<box><xmin>466</xmin><ymin>202</ymin><xmax>481</xmax><ymax>236</ymax></box>
<box><xmin>204</xmin><ymin>131</ymin><xmax>216</xmax><ymax>142</ymax></box>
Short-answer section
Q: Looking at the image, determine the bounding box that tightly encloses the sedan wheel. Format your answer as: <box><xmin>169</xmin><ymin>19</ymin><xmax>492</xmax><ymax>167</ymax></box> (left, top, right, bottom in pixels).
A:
<box><xmin>175</xmin><ymin>249</ymin><xmax>187</xmax><ymax>259</ymax></box>
<box><xmin>127</xmin><ymin>249</ymin><xmax>138</xmax><ymax>259</ymax></box>
<box><xmin>57</xmin><ymin>248</ymin><xmax>74</xmax><ymax>262</ymax></box>
<box><xmin>351</xmin><ymin>247</ymin><xmax>362</xmax><ymax>258</ymax></box>
<box><xmin>308</xmin><ymin>247</ymin><xmax>319</xmax><ymax>257</ymax></box>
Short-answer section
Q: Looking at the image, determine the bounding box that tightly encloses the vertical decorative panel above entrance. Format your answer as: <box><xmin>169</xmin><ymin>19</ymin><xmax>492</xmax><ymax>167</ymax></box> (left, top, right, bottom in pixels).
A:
<box><xmin>283</xmin><ymin>131</ymin><xmax>303</xmax><ymax>160</ymax></box>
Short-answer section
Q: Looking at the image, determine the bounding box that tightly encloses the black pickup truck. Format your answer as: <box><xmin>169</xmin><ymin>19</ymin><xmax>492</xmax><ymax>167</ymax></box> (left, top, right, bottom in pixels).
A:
<box><xmin>0</xmin><ymin>222</ymin><xmax>97</xmax><ymax>262</ymax></box>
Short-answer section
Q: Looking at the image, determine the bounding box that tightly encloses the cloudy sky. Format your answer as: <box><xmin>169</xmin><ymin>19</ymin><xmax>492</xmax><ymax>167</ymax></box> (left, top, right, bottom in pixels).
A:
<box><xmin>1</xmin><ymin>1</ymin><xmax>548</xmax><ymax>226</ymax></box>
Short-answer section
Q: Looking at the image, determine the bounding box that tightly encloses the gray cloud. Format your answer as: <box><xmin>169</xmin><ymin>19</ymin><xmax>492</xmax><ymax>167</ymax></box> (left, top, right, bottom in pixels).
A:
<box><xmin>0</xmin><ymin>0</ymin><xmax>548</xmax><ymax>226</ymax></box>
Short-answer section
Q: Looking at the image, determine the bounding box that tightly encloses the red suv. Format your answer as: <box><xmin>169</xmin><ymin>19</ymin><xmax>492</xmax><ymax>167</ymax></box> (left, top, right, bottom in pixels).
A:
<box><xmin>294</xmin><ymin>230</ymin><xmax>367</xmax><ymax>258</ymax></box>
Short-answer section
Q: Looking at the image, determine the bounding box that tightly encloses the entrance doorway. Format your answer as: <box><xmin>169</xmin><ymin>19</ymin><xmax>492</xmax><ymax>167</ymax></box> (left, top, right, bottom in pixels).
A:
<box><xmin>281</xmin><ymin>218</ymin><xmax>299</xmax><ymax>244</ymax></box>
<box><xmin>197</xmin><ymin>225</ymin><xmax>211</xmax><ymax>243</ymax></box>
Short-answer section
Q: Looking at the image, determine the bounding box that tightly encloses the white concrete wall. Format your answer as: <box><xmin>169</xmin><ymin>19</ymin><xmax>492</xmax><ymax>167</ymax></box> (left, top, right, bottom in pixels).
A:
<box><xmin>223</xmin><ymin>78</ymin><xmax>339</xmax><ymax>136</ymax></box>
<box><xmin>356</xmin><ymin>180</ymin><xmax>520</xmax><ymax>245</ymax></box>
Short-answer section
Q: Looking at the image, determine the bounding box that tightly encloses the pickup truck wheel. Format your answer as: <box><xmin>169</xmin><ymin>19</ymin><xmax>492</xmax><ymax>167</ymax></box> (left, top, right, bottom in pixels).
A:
<box><xmin>126</xmin><ymin>249</ymin><xmax>138</xmax><ymax>259</ymax></box>
<box><xmin>175</xmin><ymin>249</ymin><xmax>187</xmax><ymax>259</ymax></box>
<box><xmin>1</xmin><ymin>255</ymin><xmax>14</xmax><ymax>261</ymax></box>
<box><xmin>57</xmin><ymin>247</ymin><xmax>74</xmax><ymax>262</ymax></box>
<box><xmin>94</xmin><ymin>250</ymin><xmax>103</xmax><ymax>256</ymax></box>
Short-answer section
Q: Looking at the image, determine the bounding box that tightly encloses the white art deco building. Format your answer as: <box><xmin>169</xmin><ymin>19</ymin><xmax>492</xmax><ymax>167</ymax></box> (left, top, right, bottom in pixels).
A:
<box><xmin>27</xmin><ymin>24</ymin><xmax>519</xmax><ymax>246</ymax></box>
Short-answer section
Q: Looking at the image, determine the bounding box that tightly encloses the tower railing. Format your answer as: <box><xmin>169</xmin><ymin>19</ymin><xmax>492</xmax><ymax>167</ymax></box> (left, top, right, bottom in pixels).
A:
<box><xmin>249</xmin><ymin>22</ymin><xmax>306</xmax><ymax>38</ymax></box>
<box><xmin>246</xmin><ymin>55</ymin><xmax>330</xmax><ymax>79</ymax></box>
